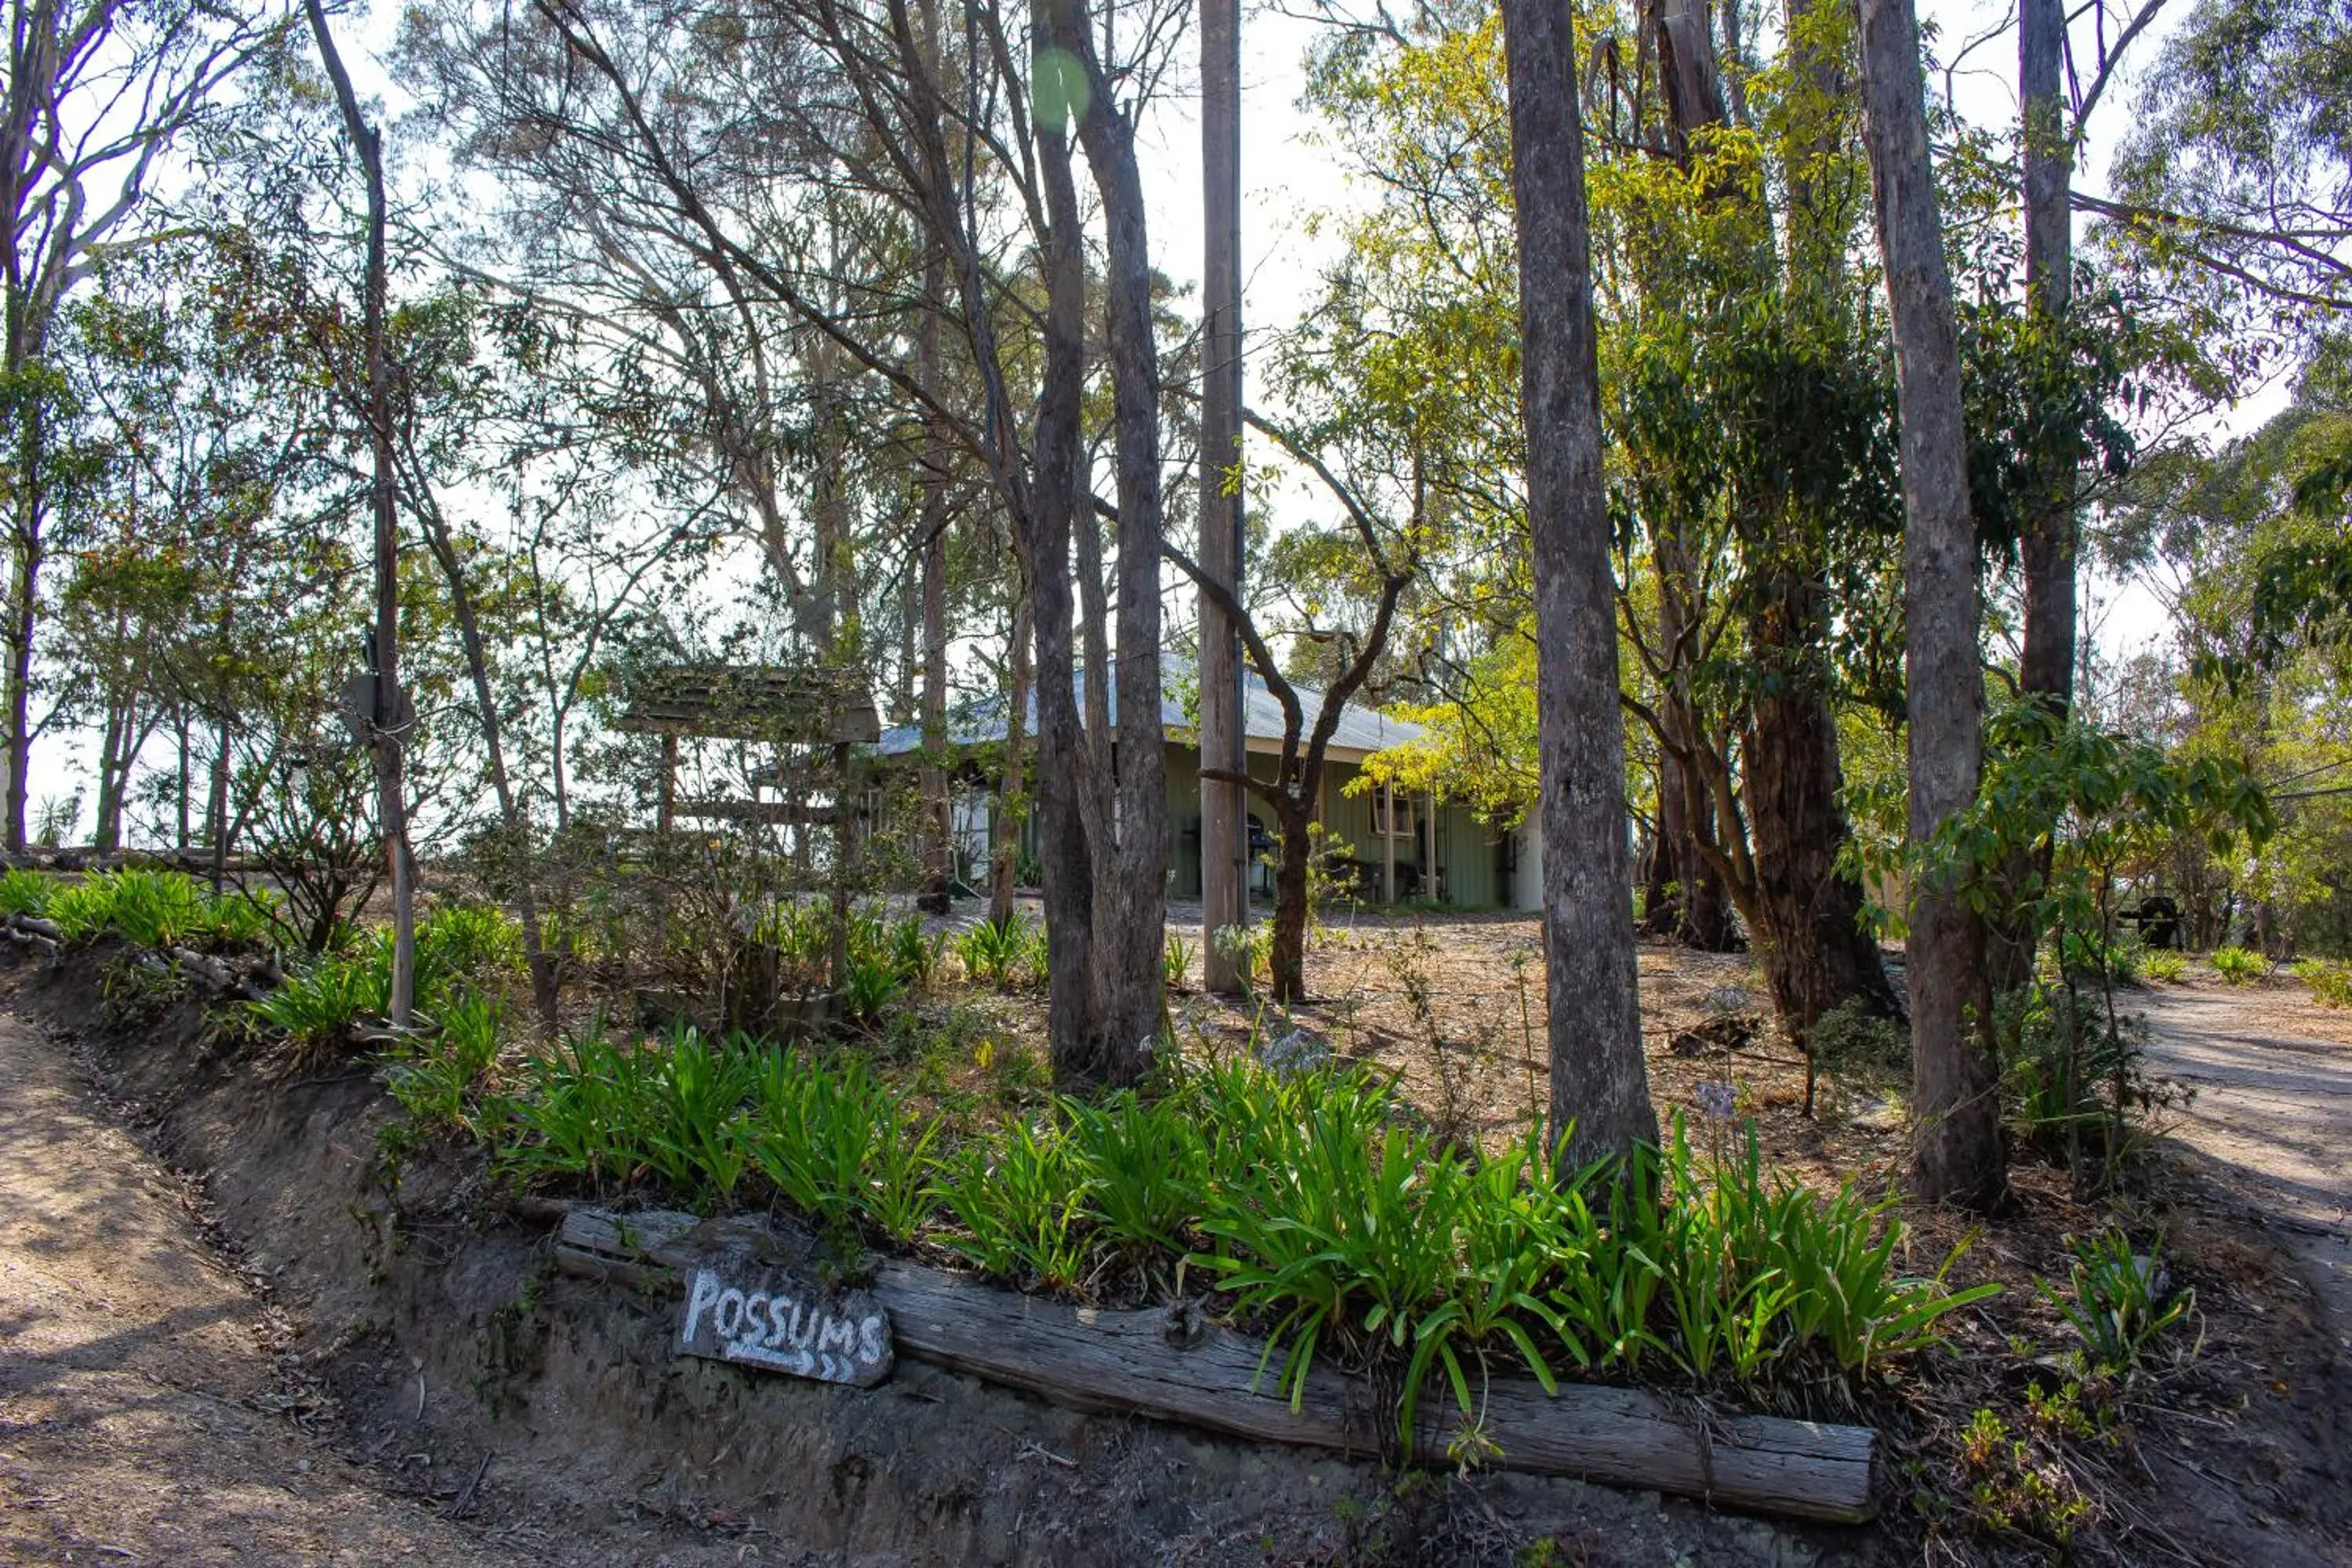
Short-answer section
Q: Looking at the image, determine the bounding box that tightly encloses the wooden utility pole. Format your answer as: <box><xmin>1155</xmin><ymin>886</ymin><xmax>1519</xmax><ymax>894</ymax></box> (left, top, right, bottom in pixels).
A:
<box><xmin>1499</xmin><ymin>0</ymin><xmax>1660</xmax><ymax>1167</ymax></box>
<box><xmin>1199</xmin><ymin>0</ymin><xmax>1249</xmax><ymax>992</ymax></box>
<box><xmin>306</xmin><ymin>0</ymin><xmax>416</xmax><ymax>1025</ymax></box>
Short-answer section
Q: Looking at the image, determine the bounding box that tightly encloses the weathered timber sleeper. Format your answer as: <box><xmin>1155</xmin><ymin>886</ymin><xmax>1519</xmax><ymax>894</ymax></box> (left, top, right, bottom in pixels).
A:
<box><xmin>551</xmin><ymin>1204</ymin><xmax>1878</xmax><ymax>1523</ymax></box>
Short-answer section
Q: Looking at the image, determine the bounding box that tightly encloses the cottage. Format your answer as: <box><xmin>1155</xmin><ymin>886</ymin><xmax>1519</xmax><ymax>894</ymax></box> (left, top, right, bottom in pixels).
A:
<box><xmin>873</xmin><ymin>666</ymin><xmax>1539</xmax><ymax>911</ymax></box>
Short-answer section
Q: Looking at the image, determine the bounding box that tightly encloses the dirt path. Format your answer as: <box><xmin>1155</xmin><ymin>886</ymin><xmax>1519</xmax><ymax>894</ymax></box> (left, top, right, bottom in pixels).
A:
<box><xmin>2138</xmin><ymin>981</ymin><xmax>2352</xmax><ymax>1338</ymax></box>
<box><xmin>0</xmin><ymin>1011</ymin><xmax>522</xmax><ymax>1566</ymax></box>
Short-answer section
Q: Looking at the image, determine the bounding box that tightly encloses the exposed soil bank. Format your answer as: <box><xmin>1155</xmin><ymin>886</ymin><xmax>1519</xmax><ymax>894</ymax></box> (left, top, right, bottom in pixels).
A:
<box><xmin>0</xmin><ymin>949</ymin><xmax>1851</xmax><ymax>1566</ymax></box>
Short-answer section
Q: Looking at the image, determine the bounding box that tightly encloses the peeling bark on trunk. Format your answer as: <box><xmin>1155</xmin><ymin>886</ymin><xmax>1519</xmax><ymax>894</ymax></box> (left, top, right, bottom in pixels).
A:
<box><xmin>1268</xmin><ymin>795</ymin><xmax>1312</xmax><ymax>1000</ymax></box>
<box><xmin>1502</xmin><ymin>0</ymin><xmax>1661</xmax><ymax>1168</ymax></box>
<box><xmin>1644</xmin><ymin>532</ymin><xmax>1740</xmax><ymax>952</ymax></box>
<box><xmin>1857</xmin><ymin>0</ymin><xmax>2004</xmax><ymax>1212</ymax></box>
<box><xmin>1742</xmin><ymin>570</ymin><xmax>1903</xmax><ymax>1055</ymax></box>
<box><xmin>1024</xmin><ymin>97</ymin><xmax>1096</xmax><ymax>1072</ymax></box>
<box><xmin>1064</xmin><ymin>0</ymin><xmax>1171</xmax><ymax>1085</ymax></box>
<box><xmin>1016</xmin><ymin>0</ymin><xmax>1173</xmax><ymax>1089</ymax></box>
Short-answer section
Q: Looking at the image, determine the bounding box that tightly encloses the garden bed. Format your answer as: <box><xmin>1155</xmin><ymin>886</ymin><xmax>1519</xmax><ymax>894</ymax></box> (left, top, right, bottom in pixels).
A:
<box><xmin>4</xmin><ymin>869</ymin><xmax>2349</xmax><ymax>1563</ymax></box>
<box><xmin>0</xmin><ymin>935</ymin><xmax>1874</xmax><ymax>1565</ymax></box>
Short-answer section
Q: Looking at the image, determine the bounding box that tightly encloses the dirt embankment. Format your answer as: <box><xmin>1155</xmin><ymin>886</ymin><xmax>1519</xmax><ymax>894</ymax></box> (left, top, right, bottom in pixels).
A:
<box><xmin>0</xmin><ymin>948</ymin><xmax>1848</xmax><ymax>1567</ymax></box>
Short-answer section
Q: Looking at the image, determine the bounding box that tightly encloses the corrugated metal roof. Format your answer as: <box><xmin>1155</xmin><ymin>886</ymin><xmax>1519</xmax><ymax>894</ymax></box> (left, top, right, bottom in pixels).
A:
<box><xmin>875</xmin><ymin>657</ymin><xmax>1421</xmax><ymax>758</ymax></box>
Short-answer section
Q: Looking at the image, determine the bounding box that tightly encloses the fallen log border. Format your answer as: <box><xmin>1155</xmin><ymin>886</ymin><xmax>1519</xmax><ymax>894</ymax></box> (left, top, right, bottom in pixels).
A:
<box><xmin>552</xmin><ymin>1204</ymin><xmax>1878</xmax><ymax>1524</ymax></box>
<box><xmin>2</xmin><ymin>913</ymin><xmax>279</xmax><ymax>1000</ymax></box>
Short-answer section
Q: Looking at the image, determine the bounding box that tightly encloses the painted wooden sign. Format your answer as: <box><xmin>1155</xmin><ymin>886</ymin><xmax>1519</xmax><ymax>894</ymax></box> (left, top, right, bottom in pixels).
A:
<box><xmin>676</xmin><ymin>1265</ymin><xmax>893</xmax><ymax>1386</ymax></box>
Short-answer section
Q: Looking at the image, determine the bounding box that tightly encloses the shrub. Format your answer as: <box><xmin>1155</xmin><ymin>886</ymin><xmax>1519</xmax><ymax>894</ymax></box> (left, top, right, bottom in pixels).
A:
<box><xmin>386</xmin><ymin>992</ymin><xmax>506</xmax><ymax>1131</ymax></box>
<box><xmin>753</xmin><ymin>901</ymin><xmax>835</xmax><ymax>984</ymax></box>
<box><xmin>746</xmin><ymin>1046</ymin><xmax>938</xmax><ymax>1240</ymax></box>
<box><xmin>638</xmin><ymin>1025</ymin><xmax>760</xmax><ymax>1203</ymax></box>
<box><xmin>97</xmin><ymin>953</ymin><xmax>193</xmax><ymax>1030</ymax></box>
<box><xmin>252</xmin><ymin>951</ymin><xmax>379</xmax><ymax>1054</ymax></box>
<box><xmin>2211</xmin><ymin>945</ymin><xmax>2267</xmax><ymax>985</ymax></box>
<box><xmin>840</xmin><ymin>952</ymin><xmax>906</xmax><ymax>1023</ymax></box>
<box><xmin>1958</xmin><ymin>1404</ymin><xmax>2095</xmax><ymax>1546</ymax></box>
<box><xmin>1210</xmin><ymin>922</ymin><xmax>1272</xmax><ymax>996</ymax></box>
<box><xmin>2036</xmin><ymin>1229</ymin><xmax>2196</xmax><ymax>1377</ymax></box>
<box><xmin>2056</xmin><ymin>928</ymin><xmax>2140</xmax><ymax>985</ymax></box>
<box><xmin>1164</xmin><ymin>931</ymin><xmax>1196</xmax><ymax>992</ymax></box>
<box><xmin>2291</xmin><ymin>958</ymin><xmax>2352</xmax><ymax>1007</ymax></box>
<box><xmin>0</xmin><ymin>867</ymin><xmax>53</xmax><ymax>917</ymax></box>
<box><xmin>416</xmin><ymin>902</ymin><xmax>524</xmax><ymax>985</ymax></box>
<box><xmin>954</xmin><ymin>912</ymin><xmax>1035</xmax><ymax>989</ymax></box>
<box><xmin>1996</xmin><ymin>985</ymin><xmax>2180</xmax><ymax>1176</ymax></box>
<box><xmin>43</xmin><ymin>868</ymin><xmax>279</xmax><ymax>950</ymax></box>
<box><xmin>885</xmin><ymin>915</ymin><xmax>943</xmax><ymax>989</ymax></box>
<box><xmin>1195</xmin><ymin>1092</ymin><xmax>1994</xmax><ymax>1441</ymax></box>
<box><xmin>502</xmin><ymin>1025</ymin><xmax>663</xmax><ymax>1192</ymax></box>
<box><xmin>2139</xmin><ymin>949</ymin><xmax>2187</xmax><ymax>984</ymax></box>
<box><xmin>935</xmin><ymin>1116</ymin><xmax>1090</xmax><ymax>1289</ymax></box>
<box><xmin>1065</xmin><ymin>1088</ymin><xmax>1210</xmax><ymax>1254</ymax></box>
<box><xmin>483</xmin><ymin>1031</ymin><xmax>1998</xmax><ymax>1441</ymax></box>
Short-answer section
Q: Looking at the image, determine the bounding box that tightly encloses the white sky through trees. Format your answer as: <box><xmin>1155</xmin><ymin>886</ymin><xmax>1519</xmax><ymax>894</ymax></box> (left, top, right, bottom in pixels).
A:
<box><xmin>20</xmin><ymin>0</ymin><xmax>2270</xmax><ymax>834</ymax></box>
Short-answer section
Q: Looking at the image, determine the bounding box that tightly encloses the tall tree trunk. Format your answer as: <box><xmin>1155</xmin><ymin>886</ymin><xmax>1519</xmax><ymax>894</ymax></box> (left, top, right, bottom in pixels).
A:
<box><xmin>1742</xmin><ymin>575</ymin><xmax>1904</xmax><ymax>1090</ymax></box>
<box><xmin>2</xmin><ymin>390</ymin><xmax>42</xmax><ymax>852</ymax></box>
<box><xmin>1986</xmin><ymin>0</ymin><xmax>2077</xmax><ymax>994</ymax></box>
<box><xmin>1743</xmin><ymin>0</ymin><xmax>1900</xmax><ymax>1055</ymax></box>
<box><xmin>989</xmin><ymin>584</ymin><xmax>1031</xmax><ymax>925</ymax></box>
<box><xmin>1646</xmin><ymin>531</ymin><xmax>1740</xmax><ymax>950</ymax></box>
<box><xmin>1269</xmin><ymin>793</ymin><xmax>1312</xmax><ymax>1000</ymax></box>
<box><xmin>1502</xmin><ymin>0</ymin><xmax>1661</xmax><ymax>1169</ymax></box>
<box><xmin>1198</xmin><ymin>0</ymin><xmax>1248</xmax><ymax>994</ymax></box>
<box><xmin>2017</xmin><ymin>0</ymin><xmax>2073</xmax><ymax>713</ymax></box>
<box><xmin>918</xmin><ymin>248</ymin><xmax>953</xmax><ymax>904</ymax></box>
<box><xmin>1072</xmin><ymin>455</ymin><xmax>1115</xmax><ymax>835</ymax></box>
<box><xmin>1022</xmin><ymin>54</ymin><xmax>1104</xmax><ymax>1077</ymax></box>
<box><xmin>1857</xmin><ymin>0</ymin><xmax>2003</xmax><ymax>1212</ymax></box>
<box><xmin>307</xmin><ymin>0</ymin><xmax>416</xmax><ymax>1025</ymax></box>
<box><xmin>1065</xmin><ymin>0</ymin><xmax>1172</xmax><ymax>1085</ymax></box>
<box><xmin>208</xmin><ymin>709</ymin><xmax>233</xmax><ymax>887</ymax></box>
<box><xmin>175</xmin><ymin>713</ymin><xmax>191</xmax><ymax>849</ymax></box>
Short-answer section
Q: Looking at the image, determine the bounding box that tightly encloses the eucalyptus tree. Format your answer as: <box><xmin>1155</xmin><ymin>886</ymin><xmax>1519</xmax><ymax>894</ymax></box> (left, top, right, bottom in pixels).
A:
<box><xmin>1590</xmin><ymin>0</ymin><xmax>1907</xmax><ymax>1054</ymax></box>
<box><xmin>405</xmin><ymin>0</ymin><xmax>1185</xmax><ymax>1086</ymax></box>
<box><xmin>2016</xmin><ymin>0</ymin><xmax>2072</xmax><ymax>719</ymax></box>
<box><xmin>1160</xmin><ymin>405</ymin><xmax>1417</xmax><ymax>1004</ymax></box>
<box><xmin>1299</xmin><ymin>0</ymin><xmax>1907</xmax><ymax>1059</ymax></box>
<box><xmin>0</xmin><ymin>0</ymin><xmax>296</xmax><ymax>849</ymax></box>
<box><xmin>306</xmin><ymin>0</ymin><xmax>418</xmax><ymax>1021</ymax></box>
<box><xmin>1500</xmin><ymin>0</ymin><xmax>1660</xmax><ymax>1166</ymax></box>
<box><xmin>2108</xmin><ymin>0</ymin><xmax>2351</xmax><ymax>324</ymax></box>
<box><xmin>1857</xmin><ymin>0</ymin><xmax>2004</xmax><ymax>1211</ymax></box>
<box><xmin>51</xmin><ymin>229</ymin><xmax>379</xmax><ymax>866</ymax></box>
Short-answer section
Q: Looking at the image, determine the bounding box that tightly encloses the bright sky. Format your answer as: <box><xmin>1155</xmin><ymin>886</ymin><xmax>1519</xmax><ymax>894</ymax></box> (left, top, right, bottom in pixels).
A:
<box><xmin>1119</xmin><ymin>0</ymin><xmax>2256</xmax><ymax>675</ymax></box>
<box><xmin>24</xmin><ymin>0</ymin><xmax>2269</xmax><ymax>833</ymax></box>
